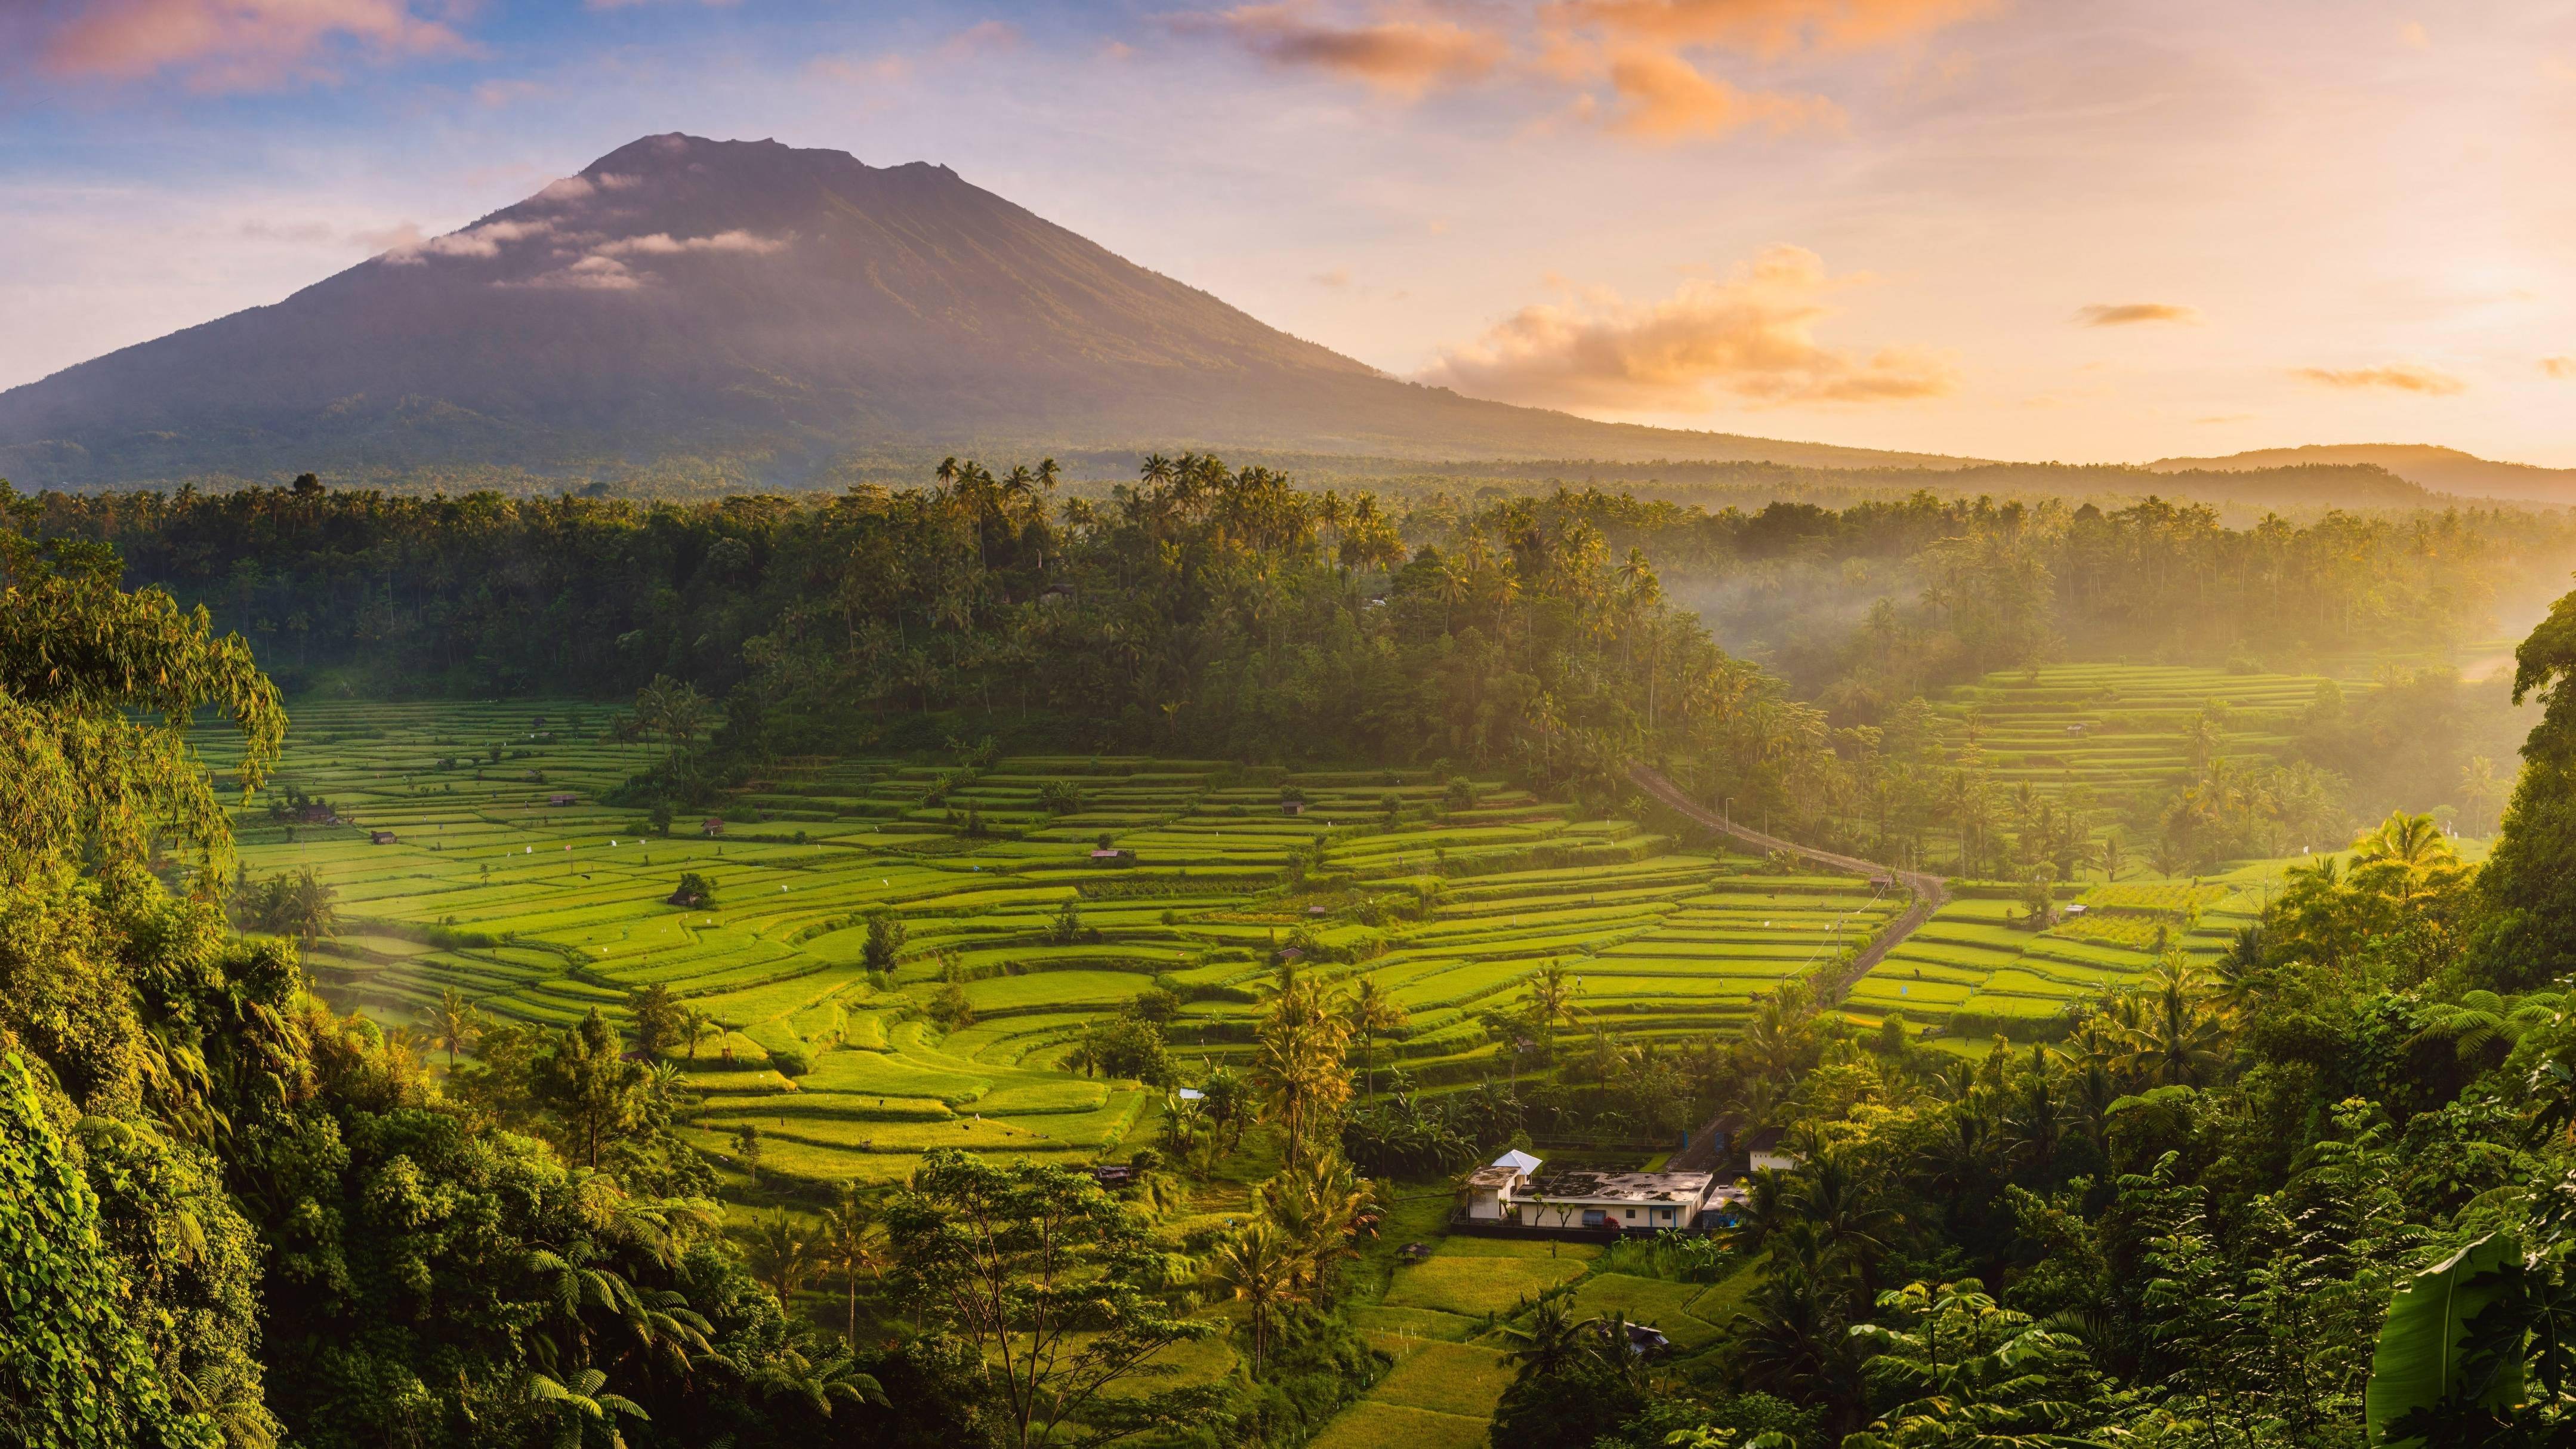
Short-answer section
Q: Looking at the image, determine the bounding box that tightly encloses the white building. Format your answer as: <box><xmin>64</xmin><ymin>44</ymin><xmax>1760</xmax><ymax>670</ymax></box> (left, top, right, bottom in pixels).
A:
<box><xmin>1458</xmin><ymin>1149</ymin><xmax>1539</xmax><ymax>1221</ymax></box>
<box><xmin>1513</xmin><ymin>1169</ymin><xmax>1716</xmax><ymax>1232</ymax></box>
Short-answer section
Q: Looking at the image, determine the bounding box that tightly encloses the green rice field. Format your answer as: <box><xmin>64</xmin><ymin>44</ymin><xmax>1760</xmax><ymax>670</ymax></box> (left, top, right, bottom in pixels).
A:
<box><xmin>206</xmin><ymin>699</ymin><xmax>1923</xmax><ymax>1186</ymax></box>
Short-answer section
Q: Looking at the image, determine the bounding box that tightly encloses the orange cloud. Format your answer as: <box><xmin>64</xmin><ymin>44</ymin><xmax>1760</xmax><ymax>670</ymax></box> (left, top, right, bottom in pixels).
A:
<box><xmin>1177</xmin><ymin>3</ymin><xmax>1508</xmax><ymax>97</ymax></box>
<box><xmin>2075</xmin><ymin>302</ymin><xmax>2200</xmax><ymax>326</ymax></box>
<box><xmin>2293</xmin><ymin>364</ymin><xmax>2466</xmax><ymax>395</ymax></box>
<box><xmin>1418</xmin><ymin>245</ymin><xmax>1957</xmax><ymax>411</ymax></box>
<box><xmin>1601</xmin><ymin>47</ymin><xmax>1838</xmax><ymax>140</ymax></box>
<box><xmin>41</xmin><ymin>0</ymin><xmax>468</xmax><ymax>90</ymax></box>
<box><xmin>1544</xmin><ymin>0</ymin><xmax>2001</xmax><ymax>60</ymax></box>
<box><xmin>2544</xmin><ymin>357</ymin><xmax>2575</xmax><ymax>380</ymax></box>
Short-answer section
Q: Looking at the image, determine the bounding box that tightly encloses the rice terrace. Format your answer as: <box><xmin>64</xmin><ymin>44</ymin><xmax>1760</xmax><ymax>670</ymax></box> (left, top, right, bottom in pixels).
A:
<box><xmin>16</xmin><ymin>33</ymin><xmax>2576</xmax><ymax>1446</ymax></box>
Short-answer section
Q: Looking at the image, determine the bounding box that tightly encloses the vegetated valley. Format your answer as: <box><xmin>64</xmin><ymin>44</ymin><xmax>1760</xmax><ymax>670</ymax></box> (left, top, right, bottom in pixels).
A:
<box><xmin>13</xmin><ymin>454</ymin><xmax>2576</xmax><ymax>1449</ymax></box>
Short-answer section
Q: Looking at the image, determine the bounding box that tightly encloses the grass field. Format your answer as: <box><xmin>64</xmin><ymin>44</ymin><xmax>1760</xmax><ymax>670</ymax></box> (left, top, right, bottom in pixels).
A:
<box><xmin>207</xmin><ymin>699</ymin><xmax>1932</xmax><ymax>1185</ymax></box>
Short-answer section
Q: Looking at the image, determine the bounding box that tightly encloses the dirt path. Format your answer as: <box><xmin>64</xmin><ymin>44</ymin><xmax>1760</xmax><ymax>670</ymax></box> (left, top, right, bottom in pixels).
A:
<box><xmin>1627</xmin><ymin>764</ymin><xmax>1949</xmax><ymax>1173</ymax></box>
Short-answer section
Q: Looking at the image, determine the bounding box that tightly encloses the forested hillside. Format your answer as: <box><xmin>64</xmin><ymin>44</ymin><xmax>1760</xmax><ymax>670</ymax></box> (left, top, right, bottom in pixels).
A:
<box><xmin>21</xmin><ymin>457</ymin><xmax>2576</xmax><ymax>1447</ymax></box>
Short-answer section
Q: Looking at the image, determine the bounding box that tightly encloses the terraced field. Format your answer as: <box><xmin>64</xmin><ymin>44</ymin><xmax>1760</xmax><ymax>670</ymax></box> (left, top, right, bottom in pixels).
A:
<box><xmin>206</xmin><ymin>699</ymin><xmax>1915</xmax><ymax>1185</ymax></box>
<box><xmin>1931</xmin><ymin>661</ymin><xmax>2344</xmax><ymax>813</ymax></box>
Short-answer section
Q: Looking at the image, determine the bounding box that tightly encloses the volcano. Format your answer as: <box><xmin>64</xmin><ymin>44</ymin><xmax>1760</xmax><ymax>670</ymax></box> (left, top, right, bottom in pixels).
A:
<box><xmin>0</xmin><ymin>133</ymin><xmax>1970</xmax><ymax>487</ymax></box>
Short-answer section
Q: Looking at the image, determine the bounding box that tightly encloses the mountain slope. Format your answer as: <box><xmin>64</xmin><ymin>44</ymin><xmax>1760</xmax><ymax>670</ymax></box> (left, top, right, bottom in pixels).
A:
<box><xmin>2149</xmin><ymin>443</ymin><xmax>2576</xmax><ymax>506</ymax></box>
<box><xmin>0</xmin><ymin>133</ymin><xmax>1975</xmax><ymax>487</ymax></box>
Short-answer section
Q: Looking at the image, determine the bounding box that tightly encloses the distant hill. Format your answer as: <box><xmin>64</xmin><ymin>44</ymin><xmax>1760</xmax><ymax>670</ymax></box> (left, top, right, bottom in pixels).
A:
<box><xmin>0</xmin><ymin>132</ymin><xmax>1976</xmax><ymax>489</ymax></box>
<box><xmin>2149</xmin><ymin>444</ymin><xmax>2576</xmax><ymax>507</ymax></box>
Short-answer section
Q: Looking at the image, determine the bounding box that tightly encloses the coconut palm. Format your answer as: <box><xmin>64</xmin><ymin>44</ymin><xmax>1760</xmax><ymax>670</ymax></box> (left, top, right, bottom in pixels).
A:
<box><xmin>1209</xmin><ymin>1218</ymin><xmax>1303</xmax><ymax>1376</ymax></box>
<box><xmin>680</xmin><ymin>1006</ymin><xmax>720</xmax><ymax>1062</ymax></box>
<box><xmin>1785</xmin><ymin>1151</ymin><xmax>1905</xmax><ymax>1292</ymax></box>
<box><xmin>2354</xmin><ymin>809</ymin><xmax>2454</xmax><ymax>868</ymax></box>
<box><xmin>2115</xmin><ymin>958</ymin><xmax>2231</xmax><ymax>1088</ymax></box>
<box><xmin>748</xmin><ymin>1211</ymin><xmax>819</xmax><ymax>1305</ymax></box>
<box><xmin>1524</xmin><ymin>958</ymin><xmax>1582</xmax><ymax>1056</ymax></box>
<box><xmin>819</xmin><ymin>1186</ymin><xmax>881</xmax><ymax>1348</ymax></box>
<box><xmin>425</xmin><ymin>986</ymin><xmax>482</xmax><ymax>1067</ymax></box>
<box><xmin>1344</xmin><ymin>978</ymin><xmax>1408</xmax><ymax>1102</ymax></box>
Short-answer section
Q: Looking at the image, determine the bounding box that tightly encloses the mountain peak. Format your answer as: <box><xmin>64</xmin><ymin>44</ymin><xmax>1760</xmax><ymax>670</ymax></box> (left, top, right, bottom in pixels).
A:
<box><xmin>0</xmin><ymin>134</ymin><xmax>1969</xmax><ymax>488</ymax></box>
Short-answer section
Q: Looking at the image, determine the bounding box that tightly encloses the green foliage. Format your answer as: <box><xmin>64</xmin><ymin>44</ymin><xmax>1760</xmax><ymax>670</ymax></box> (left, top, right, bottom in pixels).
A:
<box><xmin>0</xmin><ymin>489</ymin><xmax>283</xmax><ymax>889</ymax></box>
<box><xmin>0</xmin><ymin>1050</ymin><xmax>224</xmax><ymax>1449</ymax></box>
<box><xmin>888</xmin><ymin>1149</ymin><xmax>1216</xmax><ymax>1448</ymax></box>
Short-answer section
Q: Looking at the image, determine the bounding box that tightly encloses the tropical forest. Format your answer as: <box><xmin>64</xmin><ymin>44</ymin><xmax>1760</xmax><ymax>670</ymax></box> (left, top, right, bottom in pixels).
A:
<box><xmin>11</xmin><ymin>439</ymin><xmax>2576</xmax><ymax>1449</ymax></box>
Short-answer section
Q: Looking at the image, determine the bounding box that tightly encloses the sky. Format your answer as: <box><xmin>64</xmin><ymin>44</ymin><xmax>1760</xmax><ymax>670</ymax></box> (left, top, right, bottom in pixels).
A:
<box><xmin>4</xmin><ymin>0</ymin><xmax>2574</xmax><ymax>466</ymax></box>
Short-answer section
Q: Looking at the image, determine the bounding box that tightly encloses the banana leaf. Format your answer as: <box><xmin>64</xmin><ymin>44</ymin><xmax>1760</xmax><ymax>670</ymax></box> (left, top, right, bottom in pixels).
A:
<box><xmin>2365</xmin><ymin>1232</ymin><xmax>2525</xmax><ymax>1445</ymax></box>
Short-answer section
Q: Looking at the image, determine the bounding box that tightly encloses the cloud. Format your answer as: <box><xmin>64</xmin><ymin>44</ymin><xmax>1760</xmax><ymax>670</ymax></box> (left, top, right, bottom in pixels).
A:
<box><xmin>1313</xmin><ymin>268</ymin><xmax>1353</xmax><ymax>287</ymax></box>
<box><xmin>939</xmin><ymin>19</ymin><xmax>1021</xmax><ymax>58</ymax></box>
<box><xmin>510</xmin><ymin>255</ymin><xmax>645</xmax><ymax>291</ymax></box>
<box><xmin>2075</xmin><ymin>301</ymin><xmax>2201</xmax><ymax>326</ymax></box>
<box><xmin>41</xmin><ymin>0</ymin><xmax>470</xmax><ymax>90</ymax></box>
<box><xmin>473</xmin><ymin>78</ymin><xmax>546</xmax><ymax>108</ymax></box>
<box><xmin>2292</xmin><ymin>364</ymin><xmax>2466</xmax><ymax>395</ymax></box>
<box><xmin>812</xmin><ymin>18</ymin><xmax>1019</xmax><ymax>87</ymax></box>
<box><xmin>2399</xmin><ymin>20</ymin><xmax>2429</xmax><ymax>49</ymax></box>
<box><xmin>593</xmin><ymin>230</ymin><xmax>787</xmax><ymax>257</ymax></box>
<box><xmin>1173</xmin><ymin>3</ymin><xmax>1507</xmax><ymax>97</ymax></box>
<box><xmin>1542</xmin><ymin>0</ymin><xmax>2001</xmax><ymax>60</ymax></box>
<box><xmin>1418</xmin><ymin>244</ymin><xmax>1957</xmax><ymax>411</ymax></box>
<box><xmin>2544</xmin><ymin>357</ymin><xmax>2576</xmax><ymax>380</ymax></box>
<box><xmin>1597</xmin><ymin>47</ymin><xmax>1838</xmax><ymax>140</ymax></box>
<box><xmin>382</xmin><ymin>217</ymin><xmax>559</xmax><ymax>263</ymax></box>
<box><xmin>353</xmin><ymin>221</ymin><xmax>427</xmax><ymax>253</ymax></box>
<box><xmin>810</xmin><ymin>52</ymin><xmax>912</xmax><ymax>84</ymax></box>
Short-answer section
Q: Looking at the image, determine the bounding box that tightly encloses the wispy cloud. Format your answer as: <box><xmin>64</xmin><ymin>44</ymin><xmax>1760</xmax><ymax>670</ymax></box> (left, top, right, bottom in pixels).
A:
<box><xmin>1542</xmin><ymin>0</ymin><xmax>2003</xmax><ymax>60</ymax></box>
<box><xmin>40</xmin><ymin>0</ymin><xmax>471</xmax><ymax>91</ymax></box>
<box><xmin>1313</xmin><ymin>267</ymin><xmax>1353</xmax><ymax>286</ymax></box>
<box><xmin>509</xmin><ymin>255</ymin><xmax>645</xmax><ymax>291</ymax></box>
<box><xmin>1418</xmin><ymin>245</ymin><xmax>1957</xmax><ymax>411</ymax></box>
<box><xmin>1162</xmin><ymin>0</ymin><xmax>1974</xmax><ymax>145</ymax></box>
<box><xmin>2544</xmin><ymin>356</ymin><xmax>2575</xmax><ymax>380</ymax></box>
<box><xmin>383</xmin><ymin>217</ymin><xmax>560</xmax><ymax>263</ymax></box>
<box><xmin>811</xmin><ymin>18</ymin><xmax>1020</xmax><ymax>87</ymax></box>
<box><xmin>594</xmin><ymin>230</ymin><xmax>786</xmax><ymax>257</ymax></box>
<box><xmin>1595</xmin><ymin>47</ymin><xmax>1838</xmax><ymax>140</ymax></box>
<box><xmin>2293</xmin><ymin>363</ymin><xmax>2466</xmax><ymax>394</ymax></box>
<box><xmin>2076</xmin><ymin>301</ymin><xmax>2200</xmax><ymax>326</ymax></box>
<box><xmin>1172</xmin><ymin>3</ymin><xmax>1506</xmax><ymax>97</ymax></box>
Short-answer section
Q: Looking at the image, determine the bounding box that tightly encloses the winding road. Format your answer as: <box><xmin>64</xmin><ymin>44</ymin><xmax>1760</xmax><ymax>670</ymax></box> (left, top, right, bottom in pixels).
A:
<box><xmin>1627</xmin><ymin>764</ymin><xmax>1949</xmax><ymax>1173</ymax></box>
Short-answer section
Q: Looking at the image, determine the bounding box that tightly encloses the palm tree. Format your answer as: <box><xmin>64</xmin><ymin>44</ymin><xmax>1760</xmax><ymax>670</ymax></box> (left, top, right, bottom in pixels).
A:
<box><xmin>1785</xmin><ymin>1152</ymin><xmax>1904</xmax><ymax>1293</ymax></box>
<box><xmin>1524</xmin><ymin>959</ymin><xmax>1582</xmax><ymax>1058</ymax></box>
<box><xmin>1252</xmin><ymin>964</ymin><xmax>1352</xmax><ymax>1169</ymax></box>
<box><xmin>425</xmin><ymin>986</ymin><xmax>481</xmax><ymax>1067</ymax></box>
<box><xmin>749</xmin><ymin>1211</ymin><xmax>818</xmax><ymax>1305</ymax></box>
<box><xmin>680</xmin><ymin>1006</ymin><xmax>720</xmax><ymax>1062</ymax></box>
<box><xmin>1210</xmin><ymin>1218</ymin><xmax>1302</xmax><ymax>1376</ymax></box>
<box><xmin>2460</xmin><ymin>755</ymin><xmax>2504</xmax><ymax>837</ymax></box>
<box><xmin>2115</xmin><ymin>958</ymin><xmax>2230</xmax><ymax>1087</ymax></box>
<box><xmin>1498</xmin><ymin>1294</ymin><xmax>1589</xmax><ymax>1382</ymax></box>
<box><xmin>819</xmin><ymin>1186</ymin><xmax>880</xmax><ymax>1348</ymax></box>
<box><xmin>2355</xmin><ymin>809</ymin><xmax>2454</xmax><ymax>868</ymax></box>
<box><xmin>1344</xmin><ymin>979</ymin><xmax>1407</xmax><ymax>1102</ymax></box>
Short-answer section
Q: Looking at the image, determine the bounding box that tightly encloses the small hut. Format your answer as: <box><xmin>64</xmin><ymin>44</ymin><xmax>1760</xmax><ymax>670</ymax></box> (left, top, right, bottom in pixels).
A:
<box><xmin>549</xmin><ymin>793</ymin><xmax>575</xmax><ymax>807</ymax></box>
<box><xmin>702</xmin><ymin>817</ymin><xmax>726</xmax><ymax>837</ymax></box>
<box><xmin>369</xmin><ymin>830</ymin><xmax>398</xmax><ymax>845</ymax></box>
